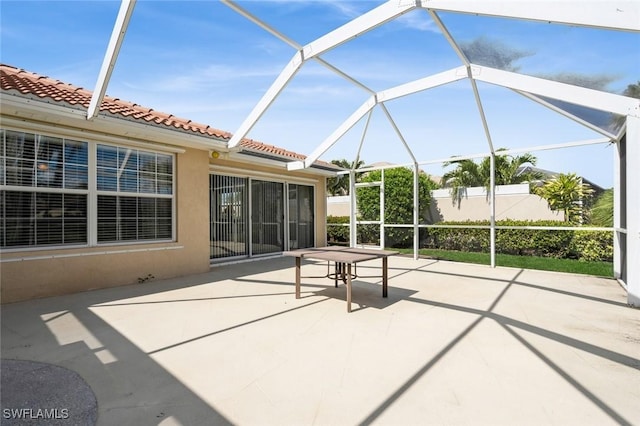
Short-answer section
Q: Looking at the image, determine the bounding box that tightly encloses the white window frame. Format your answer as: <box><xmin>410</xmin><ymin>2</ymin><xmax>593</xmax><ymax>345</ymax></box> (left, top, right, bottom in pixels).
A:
<box><xmin>1</xmin><ymin>128</ymin><xmax>176</xmax><ymax>252</ymax></box>
<box><xmin>92</xmin><ymin>143</ymin><xmax>175</xmax><ymax>246</ymax></box>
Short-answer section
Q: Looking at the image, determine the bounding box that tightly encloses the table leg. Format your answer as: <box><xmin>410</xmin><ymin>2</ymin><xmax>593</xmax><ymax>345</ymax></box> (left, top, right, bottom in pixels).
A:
<box><xmin>334</xmin><ymin>261</ymin><xmax>338</xmax><ymax>288</ymax></box>
<box><xmin>295</xmin><ymin>256</ymin><xmax>301</xmax><ymax>299</ymax></box>
<box><xmin>382</xmin><ymin>256</ymin><xmax>388</xmax><ymax>298</ymax></box>
<box><xmin>347</xmin><ymin>263</ymin><xmax>352</xmax><ymax>313</ymax></box>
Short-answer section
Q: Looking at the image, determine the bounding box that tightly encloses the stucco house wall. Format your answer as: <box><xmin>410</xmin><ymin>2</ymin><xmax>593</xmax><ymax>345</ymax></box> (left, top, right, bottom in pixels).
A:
<box><xmin>0</xmin><ymin>64</ymin><xmax>332</xmax><ymax>303</ymax></box>
<box><xmin>1</xmin><ymin>148</ymin><xmax>211</xmax><ymax>302</ymax></box>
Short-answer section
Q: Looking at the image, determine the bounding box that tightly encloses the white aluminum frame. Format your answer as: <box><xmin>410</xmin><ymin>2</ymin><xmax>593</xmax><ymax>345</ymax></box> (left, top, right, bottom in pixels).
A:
<box><xmin>93</xmin><ymin>0</ymin><xmax>640</xmax><ymax>305</ymax></box>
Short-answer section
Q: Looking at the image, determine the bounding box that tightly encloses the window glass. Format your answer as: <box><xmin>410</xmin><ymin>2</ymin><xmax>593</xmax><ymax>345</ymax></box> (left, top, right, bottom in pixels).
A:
<box><xmin>97</xmin><ymin>195</ymin><xmax>173</xmax><ymax>243</ymax></box>
<box><xmin>5</xmin><ymin>131</ymin><xmax>36</xmax><ymax>186</ymax></box>
<box><xmin>97</xmin><ymin>145</ymin><xmax>172</xmax><ymax>195</ymax></box>
<box><xmin>64</xmin><ymin>140</ymin><xmax>88</xmax><ymax>190</ymax></box>
<box><xmin>36</xmin><ymin>135</ymin><xmax>64</xmax><ymax>188</ymax></box>
<box><xmin>97</xmin><ymin>144</ymin><xmax>118</xmax><ymax>191</ymax></box>
<box><xmin>95</xmin><ymin>144</ymin><xmax>174</xmax><ymax>244</ymax></box>
<box><xmin>1</xmin><ymin>191</ymin><xmax>87</xmax><ymax>248</ymax></box>
<box><xmin>1</xmin><ymin>130</ymin><xmax>172</xmax><ymax>248</ymax></box>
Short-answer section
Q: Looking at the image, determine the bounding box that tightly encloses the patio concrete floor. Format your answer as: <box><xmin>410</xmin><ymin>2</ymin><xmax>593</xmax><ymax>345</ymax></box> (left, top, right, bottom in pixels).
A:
<box><xmin>2</xmin><ymin>255</ymin><xmax>639</xmax><ymax>426</ymax></box>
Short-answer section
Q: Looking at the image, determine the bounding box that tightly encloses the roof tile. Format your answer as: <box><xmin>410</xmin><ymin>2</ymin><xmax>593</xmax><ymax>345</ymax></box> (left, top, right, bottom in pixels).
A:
<box><xmin>1</xmin><ymin>63</ymin><xmax>337</xmax><ymax>169</ymax></box>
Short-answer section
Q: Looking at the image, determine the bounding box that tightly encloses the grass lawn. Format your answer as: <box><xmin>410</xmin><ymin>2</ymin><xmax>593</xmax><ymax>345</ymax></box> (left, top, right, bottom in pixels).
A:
<box><xmin>394</xmin><ymin>248</ymin><xmax>613</xmax><ymax>277</ymax></box>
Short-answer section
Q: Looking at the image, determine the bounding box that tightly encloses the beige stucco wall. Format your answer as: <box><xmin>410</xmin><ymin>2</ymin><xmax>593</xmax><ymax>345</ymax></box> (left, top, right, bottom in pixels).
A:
<box><xmin>327</xmin><ymin>185</ymin><xmax>564</xmax><ymax>223</ymax></box>
<box><xmin>1</xmin><ymin>96</ymin><xmax>331</xmax><ymax>303</ymax></box>
<box><xmin>1</xmin><ymin>150</ymin><xmax>331</xmax><ymax>303</ymax></box>
<box><xmin>430</xmin><ymin>193</ymin><xmax>564</xmax><ymax>222</ymax></box>
<box><xmin>327</xmin><ymin>196</ymin><xmax>351</xmax><ymax>217</ymax></box>
<box><xmin>1</xmin><ymin>148</ymin><xmax>211</xmax><ymax>304</ymax></box>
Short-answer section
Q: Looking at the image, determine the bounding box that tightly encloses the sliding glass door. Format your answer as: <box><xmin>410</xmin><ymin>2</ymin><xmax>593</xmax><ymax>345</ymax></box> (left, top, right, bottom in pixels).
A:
<box><xmin>210</xmin><ymin>174</ymin><xmax>314</xmax><ymax>260</ymax></box>
<box><xmin>251</xmin><ymin>180</ymin><xmax>284</xmax><ymax>255</ymax></box>
<box><xmin>289</xmin><ymin>184</ymin><xmax>314</xmax><ymax>249</ymax></box>
<box><xmin>210</xmin><ymin>174</ymin><xmax>248</xmax><ymax>259</ymax></box>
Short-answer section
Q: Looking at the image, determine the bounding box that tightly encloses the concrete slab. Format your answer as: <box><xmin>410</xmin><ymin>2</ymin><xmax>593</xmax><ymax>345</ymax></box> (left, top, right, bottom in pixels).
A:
<box><xmin>2</xmin><ymin>256</ymin><xmax>639</xmax><ymax>425</ymax></box>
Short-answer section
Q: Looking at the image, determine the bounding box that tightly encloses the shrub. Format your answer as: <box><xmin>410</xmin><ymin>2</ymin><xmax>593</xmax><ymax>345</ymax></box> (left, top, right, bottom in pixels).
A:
<box><xmin>357</xmin><ymin>167</ymin><xmax>437</xmax><ymax>248</ymax></box>
<box><xmin>570</xmin><ymin>230</ymin><xmax>613</xmax><ymax>262</ymax></box>
<box><xmin>328</xmin><ymin>219</ymin><xmax>613</xmax><ymax>262</ymax></box>
<box><xmin>420</xmin><ymin>220</ymin><xmax>612</xmax><ymax>261</ymax></box>
<box><xmin>327</xmin><ymin>215</ymin><xmax>350</xmax><ymax>245</ymax></box>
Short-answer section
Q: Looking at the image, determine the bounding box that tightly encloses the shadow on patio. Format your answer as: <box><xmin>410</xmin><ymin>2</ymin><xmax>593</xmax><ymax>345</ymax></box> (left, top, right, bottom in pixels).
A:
<box><xmin>2</xmin><ymin>256</ymin><xmax>639</xmax><ymax>425</ymax></box>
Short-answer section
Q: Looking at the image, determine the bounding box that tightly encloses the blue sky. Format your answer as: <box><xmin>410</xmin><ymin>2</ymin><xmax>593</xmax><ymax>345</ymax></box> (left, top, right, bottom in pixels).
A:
<box><xmin>2</xmin><ymin>1</ymin><xmax>639</xmax><ymax>188</ymax></box>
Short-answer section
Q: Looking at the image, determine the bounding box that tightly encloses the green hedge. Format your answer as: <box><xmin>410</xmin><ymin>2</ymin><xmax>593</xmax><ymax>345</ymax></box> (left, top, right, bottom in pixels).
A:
<box><xmin>328</xmin><ymin>217</ymin><xmax>613</xmax><ymax>262</ymax></box>
<box><xmin>423</xmin><ymin>220</ymin><xmax>612</xmax><ymax>262</ymax></box>
<box><xmin>326</xmin><ymin>216</ymin><xmax>381</xmax><ymax>246</ymax></box>
<box><xmin>327</xmin><ymin>215</ymin><xmax>350</xmax><ymax>245</ymax></box>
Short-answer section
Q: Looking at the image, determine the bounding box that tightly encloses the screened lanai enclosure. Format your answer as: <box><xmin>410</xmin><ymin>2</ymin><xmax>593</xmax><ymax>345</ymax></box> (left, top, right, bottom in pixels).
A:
<box><xmin>90</xmin><ymin>1</ymin><xmax>639</xmax><ymax>305</ymax></box>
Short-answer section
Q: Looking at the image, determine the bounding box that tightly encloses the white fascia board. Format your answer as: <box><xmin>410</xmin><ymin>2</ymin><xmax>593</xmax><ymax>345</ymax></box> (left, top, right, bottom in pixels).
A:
<box><xmin>2</xmin><ymin>94</ymin><xmax>226</xmax><ymax>151</ymax></box>
<box><xmin>472</xmin><ymin>65</ymin><xmax>639</xmax><ymax>116</ymax></box>
<box><xmin>228</xmin><ymin>152</ymin><xmax>337</xmax><ymax>177</ymax></box>
<box><xmin>92</xmin><ymin>115</ymin><xmax>228</xmax><ymax>151</ymax></box>
<box><xmin>295</xmin><ymin>96</ymin><xmax>377</xmax><ymax>169</ymax></box>
<box><xmin>422</xmin><ymin>0</ymin><xmax>640</xmax><ymax>32</ymax></box>
<box><xmin>228</xmin><ymin>51</ymin><xmax>304</xmax><ymax>148</ymax></box>
<box><xmin>87</xmin><ymin>0</ymin><xmax>136</xmax><ymax>119</ymax></box>
<box><xmin>377</xmin><ymin>66</ymin><xmax>468</xmax><ymax>102</ymax></box>
<box><xmin>301</xmin><ymin>1</ymin><xmax>417</xmax><ymax>60</ymax></box>
<box><xmin>1</xmin><ymin>116</ymin><xmax>185</xmax><ymax>154</ymax></box>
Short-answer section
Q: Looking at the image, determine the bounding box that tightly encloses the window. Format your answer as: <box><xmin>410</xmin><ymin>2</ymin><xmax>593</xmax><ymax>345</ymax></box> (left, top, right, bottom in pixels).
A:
<box><xmin>1</xmin><ymin>130</ymin><xmax>88</xmax><ymax>247</ymax></box>
<box><xmin>96</xmin><ymin>145</ymin><xmax>173</xmax><ymax>243</ymax></box>
<box><xmin>0</xmin><ymin>129</ymin><xmax>174</xmax><ymax>249</ymax></box>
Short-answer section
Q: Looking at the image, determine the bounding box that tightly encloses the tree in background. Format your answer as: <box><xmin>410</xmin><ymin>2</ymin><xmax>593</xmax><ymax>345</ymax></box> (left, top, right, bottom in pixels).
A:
<box><xmin>357</xmin><ymin>167</ymin><xmax>437</xmax><ymax>247</ymax></box>
<box><xmin>533</xmin><ymin>173</ymin><xmax>595</xmax><ymax>224</ymax></box>
<box><xmin>590</xmin><ymin>188</ymin><xmax>613</xmax><ymax>227</ymax></box>
<box><xmin>441</xmin><ymin>149</ymin><xmax>542</xmax><ymax>205</ymax></box>
<box><xmin>326</xmin><ymin>159</ymin><xmax>365</xmax><ymax>196</ymax></box>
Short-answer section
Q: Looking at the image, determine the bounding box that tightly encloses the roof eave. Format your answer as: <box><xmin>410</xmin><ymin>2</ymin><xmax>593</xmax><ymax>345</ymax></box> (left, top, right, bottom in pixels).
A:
<box><xmin>231</xmin><ymin>149</ymin><xmax>338</xmax><ymax>177</ymax></box>
<box><xmin>0</xmin><ymin>92</ymin><xmax>228</xmax><ymax>151</ymax></box>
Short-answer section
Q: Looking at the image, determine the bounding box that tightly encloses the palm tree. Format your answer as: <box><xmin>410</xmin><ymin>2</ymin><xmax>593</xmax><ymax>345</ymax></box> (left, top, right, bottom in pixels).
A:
<box><xmin>441</xmin><ymin>159</ymin><xmax>483</xmax><ymax>205</ymax></box>
<box><xmin>442</xmin><ymin>149</ymin><xmax>541</xmax><ymax>205</ymax></box>
<box><xmin>480</xmin><ymin>151</ymin><xmax>542</xmax><ymax>186</ymax></box>
<box><xmin>590</xmin><ymin>188</ymin><xmax>613</xmax><ymax>227</ymax></box>
<box><xmin>326</xmin><ymin>159</ymin><xmax>365</xmax><ymax>196</ymax></box>
<box><xmin>533</xmin><ymin>173</ymin><xmax>595</xmax><ymax>223</ymax></box>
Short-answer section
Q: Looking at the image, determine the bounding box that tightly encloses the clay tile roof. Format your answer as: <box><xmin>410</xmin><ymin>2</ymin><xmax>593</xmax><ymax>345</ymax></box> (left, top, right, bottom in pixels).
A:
<box><xmin>0</xmin><ymin>64</ymin><xmax>231</xmax><ymax>140</ymax></box>
<box><xmin>1</xmin><ymin>63</ymin><xmax>338</xmax><ymax>169</ymax></box>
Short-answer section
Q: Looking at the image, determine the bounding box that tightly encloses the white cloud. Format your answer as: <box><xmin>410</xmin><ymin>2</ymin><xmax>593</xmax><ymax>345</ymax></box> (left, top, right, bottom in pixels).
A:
<box><xmin>116</xmin><ymin>63</ymin><xmax>282</xmax><ymax>93</ymax></box>
<box><xmin>323</xmin><ymin>1</ymin><xmax>367</xmax><ymax>19</ymax></box>
<box><xmin>394</xmin><ymin>10</ymin><xmax>440</xmax><ymax>33</ymax></box>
